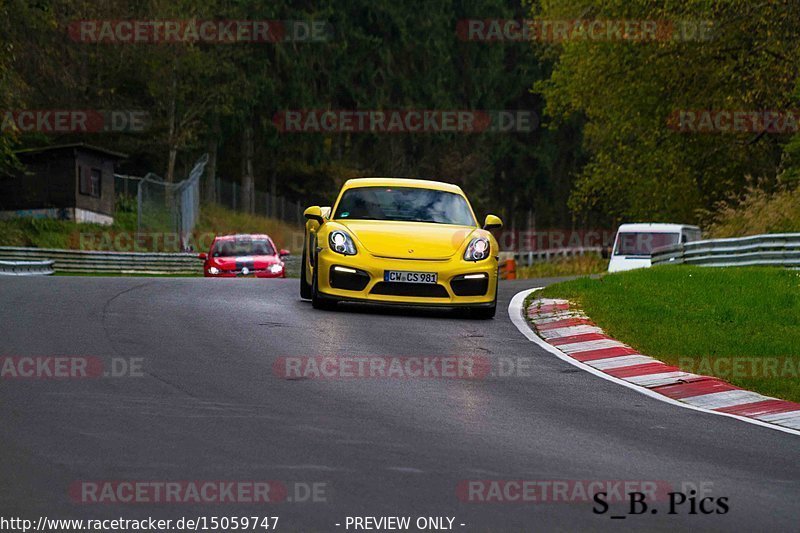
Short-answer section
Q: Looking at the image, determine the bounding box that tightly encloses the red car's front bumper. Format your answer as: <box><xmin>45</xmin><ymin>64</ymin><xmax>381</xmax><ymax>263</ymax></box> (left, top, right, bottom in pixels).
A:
<box><xmin>204</xmin><ymin>270</ymin><xmax>285</xmax><ymax>278</ymax></box>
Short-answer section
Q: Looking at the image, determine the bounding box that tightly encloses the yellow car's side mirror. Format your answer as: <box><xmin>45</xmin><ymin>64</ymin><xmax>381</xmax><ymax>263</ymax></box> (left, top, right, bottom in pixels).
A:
<box><xmin>483</xmin><ymin>214</ymin><xmax>503</xmax><ymax>230</ymax></box>
<box><xmin>304</xmin><ymin>206</ymin><xmax>324</xmax><ymax>224</ymax></box>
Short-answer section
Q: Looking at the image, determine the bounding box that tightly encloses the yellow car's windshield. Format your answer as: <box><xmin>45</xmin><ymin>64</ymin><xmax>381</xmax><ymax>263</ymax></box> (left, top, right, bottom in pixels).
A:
<box><xmin>333</xmin><ymin>186</ymin><xmax>475</xmax><ymax>226</ymax></box>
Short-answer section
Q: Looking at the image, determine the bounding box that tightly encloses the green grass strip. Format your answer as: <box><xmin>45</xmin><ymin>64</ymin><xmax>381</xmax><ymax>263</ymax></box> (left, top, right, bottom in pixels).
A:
<box><xmin>539</xmin><ymin>266</ymin><xmax>800</xmax><ymax>402</ymax></box>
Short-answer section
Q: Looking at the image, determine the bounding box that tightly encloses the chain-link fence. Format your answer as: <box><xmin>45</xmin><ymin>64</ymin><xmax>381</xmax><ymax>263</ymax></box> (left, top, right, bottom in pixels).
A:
<box><xmin>214</xmin><ymin>178</ymin><xmax>306</xmax><ymax>226</ymax></box>
<box><xmin>114</xmin><ymin>154</ymin><xmax>206</xmax><ymax>250</ymax></box>
<box><xmin>174</xmin><ymin>155</ymin><xmax>204</xmax><ymax>238</ymax></box>
<box><xmin>116</xmin><ymin>156</ymin><xmax>308</xmax><ymax>245</ymax></box>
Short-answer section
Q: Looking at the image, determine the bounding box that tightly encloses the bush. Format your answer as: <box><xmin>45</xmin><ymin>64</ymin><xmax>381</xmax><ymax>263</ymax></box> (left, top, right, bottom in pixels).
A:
<box><xmin>706</xmin><ymin>182</ymin><xmax>800</xmax><ymax>238</ymax></box>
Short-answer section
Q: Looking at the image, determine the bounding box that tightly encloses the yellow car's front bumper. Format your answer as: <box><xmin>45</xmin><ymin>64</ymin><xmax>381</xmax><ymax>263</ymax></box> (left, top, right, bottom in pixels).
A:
<box><xmin>315</xmin><ymin>248</ymin><xmax>498</xmax><ymax>307</ymax></box>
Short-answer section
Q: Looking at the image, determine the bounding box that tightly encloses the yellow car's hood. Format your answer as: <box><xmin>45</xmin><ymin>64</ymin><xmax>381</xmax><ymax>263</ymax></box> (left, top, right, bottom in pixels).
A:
<box><xmin>338</xmin><ymin>220</ymin><xmax>476</xmax><ymax>260</ymax></box>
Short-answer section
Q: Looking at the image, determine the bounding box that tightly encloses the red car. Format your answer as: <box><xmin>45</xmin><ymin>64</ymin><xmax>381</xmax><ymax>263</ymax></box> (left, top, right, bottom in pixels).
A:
<box><xmin>199</xmin><ymin>234</ymin><xmax>290</xmax><ymax>278</ymax></box>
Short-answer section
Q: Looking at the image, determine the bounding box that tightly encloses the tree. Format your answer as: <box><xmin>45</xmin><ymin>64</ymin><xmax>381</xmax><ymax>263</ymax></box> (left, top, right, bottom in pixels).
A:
<box><xmin>534</xmin><ymin>0</ymin><xmax>800</xmax><ymax>224</ymax></box>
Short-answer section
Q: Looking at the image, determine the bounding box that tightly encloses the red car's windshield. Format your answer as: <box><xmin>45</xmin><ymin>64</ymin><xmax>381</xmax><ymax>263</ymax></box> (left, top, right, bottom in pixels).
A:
<box><xmin>212</xmin><ymin>239</ymin><xmax>275</xmax><ymax>257</ymax></box>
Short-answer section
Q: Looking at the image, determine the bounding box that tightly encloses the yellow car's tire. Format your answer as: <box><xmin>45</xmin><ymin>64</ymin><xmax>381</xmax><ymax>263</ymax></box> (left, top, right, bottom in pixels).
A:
<box><xmin>311</xmin><ymin>254</ymin><xmax>337</xmax><ymax>311</ymax></box>
<box><xmin>471</xmin><ymin>303</ymin><xmax>496</xmax><ymax>319</ymax></box>
<box><xmin>470</xmin><ymin>278</ymin><xmax>498</xmax><ymax>319</ymax></box>
<box><xmin>300</xmin><ymin>241</ymin><xmax>312</xmax><ymax>300</ymax></box>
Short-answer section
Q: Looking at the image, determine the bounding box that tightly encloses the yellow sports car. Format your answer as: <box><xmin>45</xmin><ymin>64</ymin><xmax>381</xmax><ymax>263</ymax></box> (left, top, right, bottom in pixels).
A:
<box><xmin>300</xmin><ymin>178</ymin><xmax>503</xmax><ymax>318</ymax></box>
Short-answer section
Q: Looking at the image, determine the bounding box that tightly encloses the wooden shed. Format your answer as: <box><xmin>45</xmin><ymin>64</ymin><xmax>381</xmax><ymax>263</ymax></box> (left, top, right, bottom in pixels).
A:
<box><xmin>0</xmin><ymin>143</ymin><xmax>127</xmax><ymax>225</ymax></box>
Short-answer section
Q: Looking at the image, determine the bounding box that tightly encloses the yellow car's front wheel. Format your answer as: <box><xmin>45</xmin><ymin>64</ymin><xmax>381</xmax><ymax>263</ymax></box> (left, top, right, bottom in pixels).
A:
<box><xmin>300</xmin><ymin>242</ymin><xmax>312</xmax><ymax>300</ymax></box>
<box><xmin>311</xmin><ymin>252</ymin><xmax>337</xmax><ymax>311</ymax></box>
<box><xmin>469</xmin><ymin>288</ymin><xmax>497</xmax><ymax>319</ymax></box>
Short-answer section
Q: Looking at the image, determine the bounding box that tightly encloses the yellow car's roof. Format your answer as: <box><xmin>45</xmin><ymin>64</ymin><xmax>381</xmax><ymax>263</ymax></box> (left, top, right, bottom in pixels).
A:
<box><xmin>342</xmin><ymin>177</ymin><xmax>464</xmax><ymax>195</ymax></box>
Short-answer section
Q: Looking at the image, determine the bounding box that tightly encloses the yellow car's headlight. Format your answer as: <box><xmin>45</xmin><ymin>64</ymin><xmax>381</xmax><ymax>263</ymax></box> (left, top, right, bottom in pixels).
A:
<box><xmin>464</xmin><ymin>236</ymin><xmax>490</xmax><ymax>261</ymax></box>
<box><xmin>329</xmin><ymin>230</ymin><xmax>357</xmax><ymax>255</ymax></box>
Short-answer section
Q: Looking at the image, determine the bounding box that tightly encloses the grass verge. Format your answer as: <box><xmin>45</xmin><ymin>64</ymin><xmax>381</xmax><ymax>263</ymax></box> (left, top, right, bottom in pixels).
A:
<box><xmin>0</xmin><ymin>203</ymin><xmax>303</xmax><ymax>253</ymax></box>
<box><xmin>196</xmin><ymin>204</ymin><xmax>302</xmax><ymax>252</ymax></box>
<box><xmin>538</xmin><ymin>266</ymin><xmax>800</xmax><ymax>402</ymax></box>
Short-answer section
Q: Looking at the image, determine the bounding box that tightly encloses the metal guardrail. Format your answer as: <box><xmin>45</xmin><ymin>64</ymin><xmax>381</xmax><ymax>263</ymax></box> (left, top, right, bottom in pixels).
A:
<box><xmin>0</xmin><ymin>247</ymin><xmax>301</xmax><ymax>276</ymax></box>
<box><xmin>0</xmin><ymin>260</ymin><xmax>55</xmax><ymax>276</ymax></box>
<box><xmin>0</xmin><ymin>247</ymin><xmax>202</xmax><ymax>274</ymax></box>
<box><xmin>651</xmin><ymin>233</ymin><xmax>800</xmax><ymax>268</ymax></box>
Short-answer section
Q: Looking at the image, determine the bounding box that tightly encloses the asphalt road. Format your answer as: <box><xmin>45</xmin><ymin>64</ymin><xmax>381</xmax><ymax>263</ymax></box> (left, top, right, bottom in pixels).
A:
<box><xmin>0</xmin><ymin>277</ymin><xmax>798</xmax><ymax>532</ymax></box>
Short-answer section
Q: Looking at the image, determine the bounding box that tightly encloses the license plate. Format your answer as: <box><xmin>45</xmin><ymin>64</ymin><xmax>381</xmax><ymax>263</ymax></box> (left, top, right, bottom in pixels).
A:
<box><xmin>384</xmin><ymin>270</ymin><xmax>438</xmax><ymax>284</ymax></box>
